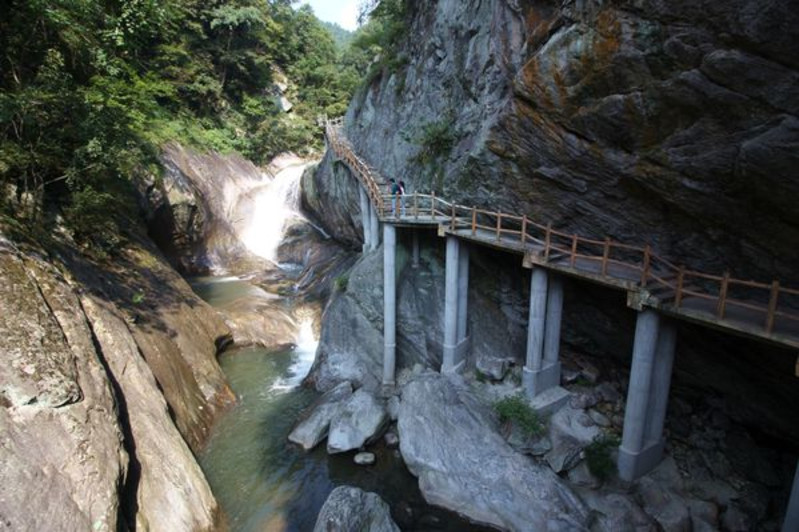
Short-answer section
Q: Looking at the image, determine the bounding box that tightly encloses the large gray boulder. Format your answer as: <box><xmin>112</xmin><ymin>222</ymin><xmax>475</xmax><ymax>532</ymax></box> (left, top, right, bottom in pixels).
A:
<box><xmin>398</xmin><ymin>373</ymin><xmax>589</xmax><ymax>530</ymax></box>
<box><xmin>313</xmin><ymin>486</ymin><xmax>400</xmax><ymax>532</ymax></box>
<box><xmin>289</xmin><ymin>381</ymin><xmax>353</xmax><ymax>451</ymax></box>
<box><xmin>327</xmin><ymin>389</ymin><xmax>388</xmax><ymax>454</ymax></box>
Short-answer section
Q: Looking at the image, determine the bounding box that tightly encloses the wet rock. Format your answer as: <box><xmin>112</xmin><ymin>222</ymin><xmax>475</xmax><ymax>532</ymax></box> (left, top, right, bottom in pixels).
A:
<box><xmin>313</xmin><ymin>486</ymin><xmax>399</xmax><ymax>532</ymax></box>
<box><xmin>327</xmin><ymin>390</ymin><xmax>388</xmax><ymax>454</ymax></box>
<box><xmin>398</xmin><ymin>373</ymin><xmax>588</xmax><ymax>530</ymax></box>
<box><xmin>288</xmin><ymin>382</ymin><xmax>353</xmax><ymax>451</ymax></box>
<box><xmin>354</xmin><ymin>452</ymin><xmax>376</xmax><ymax>466</ymax></box>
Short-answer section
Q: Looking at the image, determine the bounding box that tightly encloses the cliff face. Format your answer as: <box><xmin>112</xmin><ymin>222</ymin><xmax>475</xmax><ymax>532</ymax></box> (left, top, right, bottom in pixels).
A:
<box><xmin>346</xmin><ymin>0</ymin><xmax>799</xmax><ymax>283</ymax></box>
<box><xmin>0</xmin><ymin>230</ymin><xmax>233</xmax><ymax>530</ymax></box>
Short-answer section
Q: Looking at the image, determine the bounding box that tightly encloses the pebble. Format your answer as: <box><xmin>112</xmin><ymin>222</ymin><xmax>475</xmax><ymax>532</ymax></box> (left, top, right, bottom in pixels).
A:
<box><xmin>354</xmin><ymin>452</ymin><xmax>376</xmax><ymax>465</ymax></box>
<box><xmin>384</xmin><ymin>431</ymin><xmax>400</xmax><ymax>448</ymax></box>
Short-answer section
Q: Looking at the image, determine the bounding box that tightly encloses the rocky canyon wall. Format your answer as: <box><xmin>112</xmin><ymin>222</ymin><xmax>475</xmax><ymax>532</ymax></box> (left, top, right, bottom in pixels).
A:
<box><xmin>0</xmin><ymin>228</ymin><xmax>233</xmax><ymax>530</ymax></box>
<box><xmin>308</xmin><ymin>0</ymin><xmax>799</xmax><ymax>445</ymax></box>
<box><xmin>346</xmin><ymin>0</ymin><xmax>799</xmax><ymax>284</ymax></box>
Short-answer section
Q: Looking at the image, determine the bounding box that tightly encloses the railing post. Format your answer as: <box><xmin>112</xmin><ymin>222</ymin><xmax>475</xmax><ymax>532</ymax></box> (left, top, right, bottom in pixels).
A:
<box><xmin>717</xmin><ymin>271</ymin><xmax>730</xmax><ymax>319</ymax></box>
<box><xmin>431</xmin><ymin>192</ymin><xmax>436</xmax><ymax>218</ymax></box>
<box><xmin>601</xmin><ymin>238</ymin><xmax>611</xmax><ymax>277</ymax></box>
<box><xmin>521</xmin><ymin>215</ymin><xmax>527</xmax><ymax>244</ymax></box>
<box><xmin>641</xmin><ymin>245</ymin><xmax>651</xmax><ymax>287</ymax></box>
<box><xmin>471</xmin><ymin>207</ymin><xmax>477</xmax><ymax>236</ymax></box>
<box><xmin>544</xmin><ymin>223</ymin><xmax>552</xmax><ymax>261</ymax></box>
<box><xmin>766</xmin><ymin>280</ymin><xmax>780</xmax><ymax>334</ymax></box>
<box><xmin>413</xmin><ymin>192</ymin><xmax>418</xmax><ymax>219</ymax></box>
<box><xmin>570</xmin><ymin>235</ymin><xmax>578</xmax><ymax>268</ymax></box>
<box><xmin>675</xmin><ymin>266</ymin><xmax>685</xmax><ymax>308</ymax></box>
<box><xmin>451</xmin><ymin>203</ymin><xmax>456</xmax><ymax>231</ymax></box>
<box><xmin>495</xmin><ymin>213</ymin><xmax>501</xmax><ymax>241</ymax></box>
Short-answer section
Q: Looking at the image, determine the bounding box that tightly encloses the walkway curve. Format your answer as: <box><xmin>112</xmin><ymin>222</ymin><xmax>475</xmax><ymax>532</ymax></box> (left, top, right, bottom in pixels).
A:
<box><xmin>324</xmin><ymin>117</ymin><xmax>799</xmax><ymax>354</ymax></box>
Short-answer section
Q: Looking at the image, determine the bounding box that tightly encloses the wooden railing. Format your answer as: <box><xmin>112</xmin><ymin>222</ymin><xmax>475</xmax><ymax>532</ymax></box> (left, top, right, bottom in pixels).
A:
<box><xmin>324</xmin><ymin>118</ymin><xmax>799</xmax><ymax>340</ymax></box>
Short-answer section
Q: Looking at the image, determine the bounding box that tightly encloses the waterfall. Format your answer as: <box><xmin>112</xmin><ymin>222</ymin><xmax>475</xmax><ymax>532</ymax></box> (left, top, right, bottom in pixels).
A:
<box><xmin>239</xmin><ymin>161</ymin><xmax>308</xmax><ymax>263</ymax></box>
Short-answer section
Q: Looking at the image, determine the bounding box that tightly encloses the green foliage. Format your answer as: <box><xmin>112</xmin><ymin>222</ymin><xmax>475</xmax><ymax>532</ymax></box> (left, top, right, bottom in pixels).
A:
<box><xmin>406</xmin><ymin>115</ymin><xmax>459</xmax><ymax>178</ymax></box>
<box><xmin>494</xmin><ymin>394</ymin><xmax>544</xmax><ymax>437</ymax></box>
<box><xmin>334</xmin><ymin>274</ymin><xmax>349</xmax><ymax>292</ymax></box>
<box><xmin>1</xmin><ymin>0</ymin><xmax>369</xmax><ymax>246</ymax></box>
<box><xmin>585</xmin><ymin>434</ymin><xmax>620</xmax><ymax>481</ymax></box>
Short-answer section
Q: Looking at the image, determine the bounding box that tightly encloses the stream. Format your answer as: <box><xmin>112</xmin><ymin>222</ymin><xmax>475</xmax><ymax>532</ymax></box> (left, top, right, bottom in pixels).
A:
<box><xmin>192</xmin><ymin>276</ymin><xmax>495</xmax><ymax>532</ymax></box>
<box><xmin>189</xmin><ymin>157</ymin><xmax>493</xmax><ymax>531</ymax></box>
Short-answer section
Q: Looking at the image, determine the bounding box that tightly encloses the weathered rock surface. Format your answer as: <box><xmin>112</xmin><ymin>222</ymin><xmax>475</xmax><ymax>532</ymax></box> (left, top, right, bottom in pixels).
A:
<box><xmin>0</xmin><ymin>240</ymin><xmax>126</xmax><ymax>532</ymax></box>
<box><xmin>347</xmin><ymin>0</ymin><xmax>799</xmax><ymax>284</ymax></box>
<box><xmin>398</xmin><ymin>373</ymin><xmax>588</xmax><ymax>530</ymax></box>
<box><xmin>327</xmin><ymin>389</ymin><xmax>388</xmax><ymax>454</ymax></box>
<box><xmin>313</xmin><ymin>486</ymin><xmax>400</xmax><ymax>532</ymax></box>
<box><xmin>0</xmin><ymin>230</ymin><xmax>230</xmax><ymax>529</ymax></box>
<box><xmin>288</xmin><ymin>381</ymin><xmax>353</xmax><ymax>451</ymax></box>
<box><xmin>82</xmin><ymin>296</ymin><xmax>223</xmax><ymax>531</ymax></box>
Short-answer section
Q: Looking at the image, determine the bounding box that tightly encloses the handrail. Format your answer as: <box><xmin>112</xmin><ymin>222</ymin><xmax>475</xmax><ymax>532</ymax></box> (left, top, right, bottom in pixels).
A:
<box><xmin>324</xmin><ymin>117</ymin><xmax>799</xmax><ymax>339</ymax></box>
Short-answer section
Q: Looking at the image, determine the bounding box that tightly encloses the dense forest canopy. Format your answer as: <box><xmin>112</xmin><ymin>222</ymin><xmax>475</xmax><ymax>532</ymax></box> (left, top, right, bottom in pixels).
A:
<box><xmin>0</xmin><ymin>0</ymin><xmax>407</xmax><ymax>252</ymax></box>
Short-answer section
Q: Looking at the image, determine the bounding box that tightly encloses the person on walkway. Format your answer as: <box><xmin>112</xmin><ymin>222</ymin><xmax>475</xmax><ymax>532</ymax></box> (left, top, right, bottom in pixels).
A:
<box><xmin>389</xmin><ymin>178</ymin><xmax>400</xmax><ymax>217</ymax></box>
<box><xmin>399</xmin><ymin>180</ymin><xmax>406</xmax><ymax>216</ymax></box>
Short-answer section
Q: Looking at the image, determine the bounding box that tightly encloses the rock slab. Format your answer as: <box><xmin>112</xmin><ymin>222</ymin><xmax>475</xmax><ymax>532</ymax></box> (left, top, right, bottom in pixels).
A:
<box><xmin>398</xmin><ymin>373</ymin><xmax>589</xmax><ymax>531</ymax></box>
<box><xmin>313</xmin><ymin>486</ymin><xmax>400</xmax><ymax>532</ymax></box>
<box><xmin>289</xmin><ymin>381</ymin><xmax>353</xmax><ymax>451</ymax></box>
<box><xmin>327</xmin><ymin>389</ymin><xmax>388</xmax><ymax>454</ymax></box>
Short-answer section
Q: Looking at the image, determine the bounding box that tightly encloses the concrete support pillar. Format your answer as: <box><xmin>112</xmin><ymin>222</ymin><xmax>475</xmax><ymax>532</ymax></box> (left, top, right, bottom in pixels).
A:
<box><xmin>523</xmin><ymin>268</ymin><xmax>548</xmax><ymax>396</ymax></box>
<box><xmin>369</xmin><ymin>202</ymin><xmax>380</xmax><ymax>250</ymax></box>
<box><xmin>784</xmin><ymin>462</ymin><xmax>799</xmax><ymax>532</ymax></box>
<box><xmin>359</xmin><ymin>186</ymin><xmax>370</xmax><ymax>252</ymax></box>
<box><xmin>532</xmin><ymin>274</ymin><xmax>565</xmax><ymax>394</ymax></box>
<box><xmin>457</xmin><ymin>245</ymin><xmax>470</xmax><ymax>342</ymax></box>
<box><xmin>618</xmin><ymin>310</ymin><xmax>678</xmax><ymax>481</ymax></box>
<box><xmin>412</xmin><ymin>231</ymin><xmax>420</xmax><ymax>268</ymax></box>
<box><xmin>442</xmin><ymin>237</ymin><xmax>461</xmax><ymax>373</ymax></box>
<box><xmin>644</xmin><ymin>321</ymin><xmax>676</xmax><ymax>446</ymax></box>
<box><xmin>382</xmin><ymin>224</ymin><xmax>396</xmax><ymax>386</ymax></box>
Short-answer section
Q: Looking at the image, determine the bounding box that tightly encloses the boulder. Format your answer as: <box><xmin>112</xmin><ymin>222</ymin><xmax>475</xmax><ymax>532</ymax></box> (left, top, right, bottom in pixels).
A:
<box><xmin>636</xmin><ymin>477</ymin><xmax>692</xmax><ymax>532</ymax></box>
<box><xmin>575</xmin><ymin>489</ymin><xmax>657</xmax><ymax>532</ymax></box>
<box><xmin>288</xmin><ymin>381</ymin><xmax>353</xmax><ymax>451</ymax></box>
<box><xmin>545</xmin><ymin>406</ymin><xmax>601</xmax><ymax>473</ymax></box>
<box><xmin>327</xmin><ymin>390</ymin><xmax>388</xmax><ymax>454</ymax></box>
<box><xmin>313</xmin><ymin>486</ymin><xmax>399</xmax><ymax>532</ymax></box>
<box><xmin>398</xmin><ymin>373</ymin><xmax>588</xmax><ymax>530</ymax></box>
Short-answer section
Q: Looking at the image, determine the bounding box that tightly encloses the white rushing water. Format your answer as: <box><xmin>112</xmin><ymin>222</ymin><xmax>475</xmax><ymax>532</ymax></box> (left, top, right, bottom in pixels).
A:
<box><xmin>268</xmin><ymin>318</ymin><xmax>318</xmax><ymax>393</ymax></box>
<box><xmin>239</xmin><ymin>161</ymin><xmax>309</xmax><ymax>263</ymax></box>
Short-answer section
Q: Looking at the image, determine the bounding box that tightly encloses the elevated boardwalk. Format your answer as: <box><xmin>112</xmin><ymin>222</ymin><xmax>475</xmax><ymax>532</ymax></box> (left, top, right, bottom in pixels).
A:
<box><xmin>326</xmin><ymin>117</ymin><xmax>799</xmax><ymax>352</ymax></box>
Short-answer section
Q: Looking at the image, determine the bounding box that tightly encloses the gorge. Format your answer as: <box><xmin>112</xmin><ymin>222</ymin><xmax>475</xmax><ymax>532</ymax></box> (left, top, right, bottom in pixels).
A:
<box><xmin>2</xmin><ymin>0</ymin><xmax>799</xmax><ymax>531</ymax></box>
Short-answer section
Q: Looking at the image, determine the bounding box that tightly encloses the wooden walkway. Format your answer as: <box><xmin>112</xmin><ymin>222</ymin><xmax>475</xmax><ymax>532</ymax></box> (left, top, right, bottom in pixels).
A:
<box><xmin>324</xmin><ymin>118</ymin><xmax>799</xmax><ymax>353</ymax></box>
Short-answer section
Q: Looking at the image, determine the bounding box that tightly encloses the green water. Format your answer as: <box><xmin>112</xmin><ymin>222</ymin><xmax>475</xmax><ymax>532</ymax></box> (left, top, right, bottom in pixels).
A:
<box><xmin>193</xmin><ymin>277</ymin><xmax>496</xmax><ymax>532</ymax></box>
